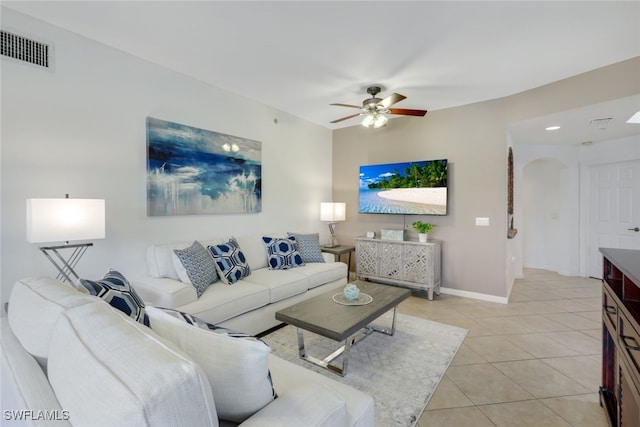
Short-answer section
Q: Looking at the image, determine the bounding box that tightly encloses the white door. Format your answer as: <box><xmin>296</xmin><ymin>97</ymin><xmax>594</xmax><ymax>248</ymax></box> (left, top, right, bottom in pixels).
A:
<box><xmin>589</xmin><ymin>160</ymin><xmax>640</xmax><ymax>278</ymax></box>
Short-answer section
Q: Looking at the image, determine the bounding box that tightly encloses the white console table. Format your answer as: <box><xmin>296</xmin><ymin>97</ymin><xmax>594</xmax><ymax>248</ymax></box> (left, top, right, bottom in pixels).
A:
<box><xmin>355</xmin><ymin>237</ymin><xmax>441</xmax><ymax>300</ymax></box>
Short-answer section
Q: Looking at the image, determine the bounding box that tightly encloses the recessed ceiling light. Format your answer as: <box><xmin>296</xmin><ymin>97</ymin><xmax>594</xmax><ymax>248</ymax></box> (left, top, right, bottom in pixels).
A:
<box><xmin>626</xmin><ymin>111</ymin><xmax>640</xmax><ymax>124</ymax></box>
<box><xmin>545</xmin><ymin>126</ymin><xmax>561</xmax><ymax>131</ymax></box>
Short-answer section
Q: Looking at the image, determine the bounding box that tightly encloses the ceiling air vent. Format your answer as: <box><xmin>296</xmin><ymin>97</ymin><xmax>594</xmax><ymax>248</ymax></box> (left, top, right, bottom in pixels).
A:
<box><xmin>589</xmin><ymin>117</ymin><xmax>613</xmax><ymax>130</ymax></box>
<box><xmin>1</xmin><ymin>30</ymin><xmax>49</xmax><ymax>68</ymax></box>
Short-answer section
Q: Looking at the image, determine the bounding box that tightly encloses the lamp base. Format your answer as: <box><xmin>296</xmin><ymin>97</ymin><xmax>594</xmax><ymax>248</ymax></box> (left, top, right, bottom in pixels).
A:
<box><xmin>40</xmin><ymin>243</ymin><xmax>93</xmax><ymax>284</ymax></box>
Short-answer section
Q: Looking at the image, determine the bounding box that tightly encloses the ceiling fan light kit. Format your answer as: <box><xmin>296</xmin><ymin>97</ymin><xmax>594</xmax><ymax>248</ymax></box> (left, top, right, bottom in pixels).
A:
<box><xmin>331</xmin><ymin>85</ymin><xmax>427</xmax><ymax>128</ymax></box>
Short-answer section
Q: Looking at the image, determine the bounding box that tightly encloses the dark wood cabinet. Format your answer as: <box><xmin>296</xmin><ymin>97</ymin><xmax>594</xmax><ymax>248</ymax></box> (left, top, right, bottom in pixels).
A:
<box><xmin>600</xmin><ymin>248</ymin><xmax>640</xmax><ymax>427</ymax></box>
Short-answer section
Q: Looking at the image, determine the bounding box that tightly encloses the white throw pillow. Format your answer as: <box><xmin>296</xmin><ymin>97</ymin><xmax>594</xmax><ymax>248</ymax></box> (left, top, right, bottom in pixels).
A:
<box><xmin>48</xmin><ymin>302</ymin><xmax>218</xmax><ymax>427</ymax></box>
<box><xmin>146</xmin><ymin>306</ymin><xmax>275</xmax><ymax>423</ymax></box>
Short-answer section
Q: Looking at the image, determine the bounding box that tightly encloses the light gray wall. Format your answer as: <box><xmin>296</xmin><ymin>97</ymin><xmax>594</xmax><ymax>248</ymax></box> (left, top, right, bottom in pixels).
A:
<box><xmin>333</xmin><ymin>57</ymin><xmax>640</xmax><ymax>299</ymax></box>
<box><xmin>0</xmin><ymin>8</ymin><xmax>333</xmax><ymax>307</ymax></box>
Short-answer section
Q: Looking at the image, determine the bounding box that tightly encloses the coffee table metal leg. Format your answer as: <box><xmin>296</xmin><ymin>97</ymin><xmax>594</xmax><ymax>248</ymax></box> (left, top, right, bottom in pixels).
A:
<box><xmin>368</xmin><ymin>304</ymin><xmax>399</xmax><ymax>336</ymax></box>
<box><xmin>296</xmin><ymin>327</ymin><xmax>351</xmax><ymax>376</ymax></box>
<box><xmin>295</xmin><ymin>305</ymin><xmax>400</xmax><ymax>377</ymax></box>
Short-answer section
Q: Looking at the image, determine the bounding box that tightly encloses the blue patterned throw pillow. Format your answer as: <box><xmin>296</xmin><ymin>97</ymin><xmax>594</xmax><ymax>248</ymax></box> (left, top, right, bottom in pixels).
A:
<box><xmin>173</xmin><ymin>241</ymin><xmax>218</xmax><ymax>297</ymax></box>
<box><xmin>262</xmin><ymin>236</ymin><xmax>305</xmax><ymax>270</ymax></box>
<box><xmin>208</xmin><ymin>237</ymin><xmax>251</xmax><ymax>284</ymax></box>
<box><xmin>287</xmin><ymin>232</ymin><xmax>325</xmax><ymax>263</ymax></box>
<box><xmin>79</xmin><ymin>270</ymin><xmax>150</xmax><ymax>326</ymax></box>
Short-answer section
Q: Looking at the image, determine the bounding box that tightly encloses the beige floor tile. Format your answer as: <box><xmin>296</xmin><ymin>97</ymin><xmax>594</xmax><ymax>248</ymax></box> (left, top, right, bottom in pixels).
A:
<box><xmin>550</xmin><ymin>287</ymin><xmax>602</xmax><ymax>299</ymax></box>
<box><xmin>574</xmin><ymin>310</ymin><xmax>601</xmax><ymax>322</ymax></box>
<box><xmin>426</xmin><ymin>376</ymin><xmax>474</xmax><ymax>410</ymax></box>
<box><xmin>419</xmin><ymin>406</ymin><xmax>495</xmax><ymax>427</ymax></box>
<box><xmin>433</xmin><ymin>317</ymin><xmax>495</xmax><ymax>337</ymax></box>
<box><xmin>543</xmin><ymin>312</ymin><xmax>601</xmax><ymax>330</ymax></box>
<box><xmin>547</xmin><ymin>299</ymin><xmax>595</xmax><ymax>312</ymax></box>
<box><xmin>415</xmin><ymin>269</ymin><xmax>606</xmax><ymax>426</ymax></box>
<box><xmin>450</xmin><ymin>343</ymin><xmax>487</xmax><ymax>365</ymax></box>
<box><xmin>479</xmin><ymin>400</ymin><xmax>572</xmax><ymax>427</ymax></box>
<box><xmin>446</xmin><ymin>364</ymin><xmax>534</xmax><ymax>405</ymax></box>
<box><xmin>493</xmin><ymin>359</ymin><xmax>591</xmax><ymax>398</ymax></box>
<box><xmin>476</xmin><ymin>315</ymin><xmax>570</xmax><ymax>334</ymax></box>
<box><xmin>502</xmin><ymin>301</ymin><xmax>567</xmax><ymax>315</ymax></box>
<box><xmin>463</xmin><ymin>336</ymin><xmax>534</xmax><ymax>362</ymax></box>
<box><xmin>575</xmin><ymin>297</ymin><xmax>603</xmax><ymax>310</ymax></box>
<box><xmin>541</xmin><ymin>393</ymin><xmax>608</xmax><ymax>427</ymax></box>
<box><xmin>505</xmin><ymin>333</ymin><xmax>579</xmax><ymax>358</ymax></box>
<box><xmin>580</xmin><ymin>328</ymin><xmax>601</xmax><ymax>340</ymax></box>
<box><xmin>542</xmin><ymin>331</ymin><xmax>601</xmax><ymax>355</ymax></box>
<box><xmin>541</xmin><ymin>355</ymin><xmax>602</xmax><ymax>390</ymax></box>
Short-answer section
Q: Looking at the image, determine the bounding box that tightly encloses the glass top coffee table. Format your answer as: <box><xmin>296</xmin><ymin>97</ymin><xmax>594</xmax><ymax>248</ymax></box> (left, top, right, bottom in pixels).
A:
<box><xmin>275</xmin><ymin>280</ymin><xmax>411</xmax><ymax>376</ymax></box>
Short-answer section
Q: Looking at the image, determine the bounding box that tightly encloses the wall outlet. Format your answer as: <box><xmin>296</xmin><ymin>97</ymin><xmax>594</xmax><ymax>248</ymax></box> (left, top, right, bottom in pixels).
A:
<box><xmin>475</xmin><ymin>217</ymin><xmax>490</xmax><ymax>226</ymax></box>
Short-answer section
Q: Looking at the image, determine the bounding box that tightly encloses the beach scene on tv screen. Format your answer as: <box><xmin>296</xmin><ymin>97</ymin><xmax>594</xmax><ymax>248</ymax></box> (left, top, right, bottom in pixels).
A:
<box><xmin>359</xmin><ymin>159</ymin><xmax>447</xmax><ymax>215</ymax></box>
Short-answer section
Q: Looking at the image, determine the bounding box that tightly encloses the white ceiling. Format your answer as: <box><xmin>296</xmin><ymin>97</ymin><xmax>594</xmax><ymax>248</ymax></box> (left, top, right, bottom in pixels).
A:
<box><xmin>4</xmin><ymin>1</ymin><xmax>640</xmax><ymax>144</ymax></box>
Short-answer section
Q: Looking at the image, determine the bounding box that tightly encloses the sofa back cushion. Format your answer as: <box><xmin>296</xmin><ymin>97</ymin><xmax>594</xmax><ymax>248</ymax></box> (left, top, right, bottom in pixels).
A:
<box><xmin>48</xmin><ymin>302</ymin><xmax>218</xmax><ymax>427</ymax></box>
<box><xmin>146</xmin><ymin>238</ymin><xmax>225</xmax><ymax>279</ymax></box>
<box><xmin>7</xmin><ymin>277</ymin><xmax>100</xmax><ymax>368</ymax></box>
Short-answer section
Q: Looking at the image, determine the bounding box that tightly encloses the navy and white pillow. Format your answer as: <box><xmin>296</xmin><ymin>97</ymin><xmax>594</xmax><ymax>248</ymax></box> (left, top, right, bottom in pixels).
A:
<box><xmin>287</xmin><ymin>232</ymin><xmax>325</xmax><ymax>263</ymax></box>
<box><xmin>262</xmin><ymin>236</ymin><xmax>305</xmax><ymax>270</ymax></box>
<box><xmin>173</xmin><ymin>240</ymin><xmax>218</xmax><ymax>297</ymax></box>
<box><xmin>79</xmin><ymin>270</ymin><xmax>149</xmax><ymax>326</ymax></box>
<box><xmin>208</xmin><ymin>237</ymin><xmax>251</xmax><ymax>284</ymax></box>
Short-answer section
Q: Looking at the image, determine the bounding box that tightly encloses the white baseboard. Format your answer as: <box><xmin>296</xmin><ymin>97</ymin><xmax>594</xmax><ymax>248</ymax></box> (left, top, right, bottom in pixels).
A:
<box><xmin>439</xmin><ymin>286</ymin><xmax>508</xmax><ymax>305</ymax></box>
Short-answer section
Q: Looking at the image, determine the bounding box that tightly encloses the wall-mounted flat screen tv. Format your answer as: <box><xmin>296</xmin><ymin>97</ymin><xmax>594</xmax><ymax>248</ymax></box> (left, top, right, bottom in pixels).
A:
<box><xmin>359</xmin><ymin>159</ymin><xmax>448</xmax><ymax>215</ymax></box>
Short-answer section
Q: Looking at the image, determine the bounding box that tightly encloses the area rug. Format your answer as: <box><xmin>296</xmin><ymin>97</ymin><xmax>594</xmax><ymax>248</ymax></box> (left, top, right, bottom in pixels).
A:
<box><xmin>262</xmin><ymin>313</ymin><xmax>467</xmax><ymax>427</ymax></box>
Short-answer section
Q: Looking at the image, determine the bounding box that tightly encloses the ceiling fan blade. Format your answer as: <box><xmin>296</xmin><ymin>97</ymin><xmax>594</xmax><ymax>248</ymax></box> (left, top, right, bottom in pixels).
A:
<box><xmin>377</xmin><ymin>93</ymin><xmax>406</xmax><ymax>108</ymax></box>
<box><xmin>388</xmin><ymin>108</ymin><xmax>428</xmax><ymax>117</ymax></box>
<box><xmin>330</xmin><ymin>113</ymin><xmax>362</xmax><ymax>124</ymax></box>
<box><xmin>330</xmin><ymin>103</ymin><xmax>362</xmax><ymax>109</ymax></box>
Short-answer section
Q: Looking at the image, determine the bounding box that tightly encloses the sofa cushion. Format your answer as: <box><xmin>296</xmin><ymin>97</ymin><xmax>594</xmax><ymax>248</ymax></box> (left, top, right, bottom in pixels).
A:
<box><xmin>287</xmin><ymin>232</ymin><xmax>325</xmax><ymax>263</ymax></box>
<box><xmin>294</xmin><ymin>261</ymin><xmax>348</xmax><ymax>289</ymax></box>
<box><xmin>262</xmin><ymin>236</ymin><xmax>305</xmax><ymax>270</ymax></box>
<box><xmin>242</xmin><ymin>268</ymin><xmax>308</xmax><ymax>303</ymax></box>
<box><xmin>268</xmin><ymin>355</ymin><xmax>375</xmax><ymax>427</ymax></box>
<box><xmin>147</xmin><ymin>306</ymin><xmax>275</xmax><ymax>423</ymax></box>
<box><xmin>240</xmin><ymin>383</ymin><xmax>349</xmax><ymax>427</ymax></box>
<box><xmin>172</xmin><ymin>240</ymin><xmax>218</xmax><ymax>296</ymax></box>
<box><xmin>7</xmin><ymin>277</ymin><xmax>100</xmax><ymax>368</ymax></box>
<box><xmin>208</xmin><ymin>238</ymin><xmax>251</xmax><ymax>284</ymax></box>
<box><xmin>175</xmin><ymin>280</ymin><xmax>270</xmax><ymax>324</ymax></box>
<box><xmin>48</xmin><ymin>302</ymin><xmax>218</xmax><ymax>427</ymax></box>
<box><xmin>79</xmin><ymin>270</ymin><xmax>150</xmax><ymax>326</ymax></box>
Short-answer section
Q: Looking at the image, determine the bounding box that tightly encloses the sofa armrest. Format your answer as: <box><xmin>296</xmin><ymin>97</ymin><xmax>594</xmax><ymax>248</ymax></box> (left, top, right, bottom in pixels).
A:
<box><xmin>1</xmin><ymin>319</ymin><xmax>71</xmax><ymax>427</ymax></box>
<box><xmin>322</xmin><ymin>252</ymin><xmax>335</xmax><ymax>263</ymax></box>
<box><xmin>132</xmin><ymin>277</ymin><xmax>197</xmax><ymax>308</ymax></box>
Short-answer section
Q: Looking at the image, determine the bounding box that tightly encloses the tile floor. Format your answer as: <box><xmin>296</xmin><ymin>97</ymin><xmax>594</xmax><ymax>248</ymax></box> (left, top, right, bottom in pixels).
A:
<box><xmin>398</xmin><ymin>268</ymin><xmax>608</xmax><ymax>427</ymax></box>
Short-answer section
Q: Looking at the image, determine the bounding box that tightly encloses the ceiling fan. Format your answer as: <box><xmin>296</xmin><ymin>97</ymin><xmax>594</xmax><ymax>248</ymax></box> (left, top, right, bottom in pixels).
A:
<box><xmin>330</xmin><ymin>86</ymin><xmax>428</xmax><ymax>128</ymax></box>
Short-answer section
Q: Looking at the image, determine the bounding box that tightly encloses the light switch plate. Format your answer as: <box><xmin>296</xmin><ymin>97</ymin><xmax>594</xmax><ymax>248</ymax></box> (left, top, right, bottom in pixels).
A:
<box><xmin>476</xmin><ymin>217</ymin><xmax>490</xmax><ymax>226</ymax></box>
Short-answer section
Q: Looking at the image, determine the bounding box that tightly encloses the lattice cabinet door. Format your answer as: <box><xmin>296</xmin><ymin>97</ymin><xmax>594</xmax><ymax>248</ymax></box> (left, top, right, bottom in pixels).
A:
<box><xmin>403</xmin><ymin>244</ymin><xmax>432</xmax><ymax>284</ymax></box>
<box><xmin>379</xmin><ymin>242</ymin><xmax>403</xmax><ymax>280</ymax></box>
<box><xmin>356</xmin><ymin>239</ymin><xmax>378</xmax><ymax>276</ymax></box>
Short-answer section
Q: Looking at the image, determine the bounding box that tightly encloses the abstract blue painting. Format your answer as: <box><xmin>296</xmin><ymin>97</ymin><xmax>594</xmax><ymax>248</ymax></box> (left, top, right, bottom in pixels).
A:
<box><xmin>146</xmin><ymin>117</ymin><xmax>261</xmax><ymax>216</ymax></box>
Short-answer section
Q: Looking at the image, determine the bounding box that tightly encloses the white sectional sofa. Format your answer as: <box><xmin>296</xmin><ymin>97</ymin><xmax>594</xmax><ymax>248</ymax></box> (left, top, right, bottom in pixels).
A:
<box><xmin>133</xmin><ymin>233</ymin><xmax>349</xmax><ymax>335</ymax></box>
<box><xmin>1</xmin><ymin>276</ymin><xmax>375</xmax><ymax>427</ymax></box>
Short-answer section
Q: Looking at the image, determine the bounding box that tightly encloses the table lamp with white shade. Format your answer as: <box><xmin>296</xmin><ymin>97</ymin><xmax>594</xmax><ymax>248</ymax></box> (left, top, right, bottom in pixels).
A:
<box><xmin>26</xmin><ymin>195</ymin><xmax>105</xmax><ymax>284</ymax></box>
<box><xmin>320</xmin><ymin>202</ymin><xmax>346</xmax><ymax>248</ymax></box>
